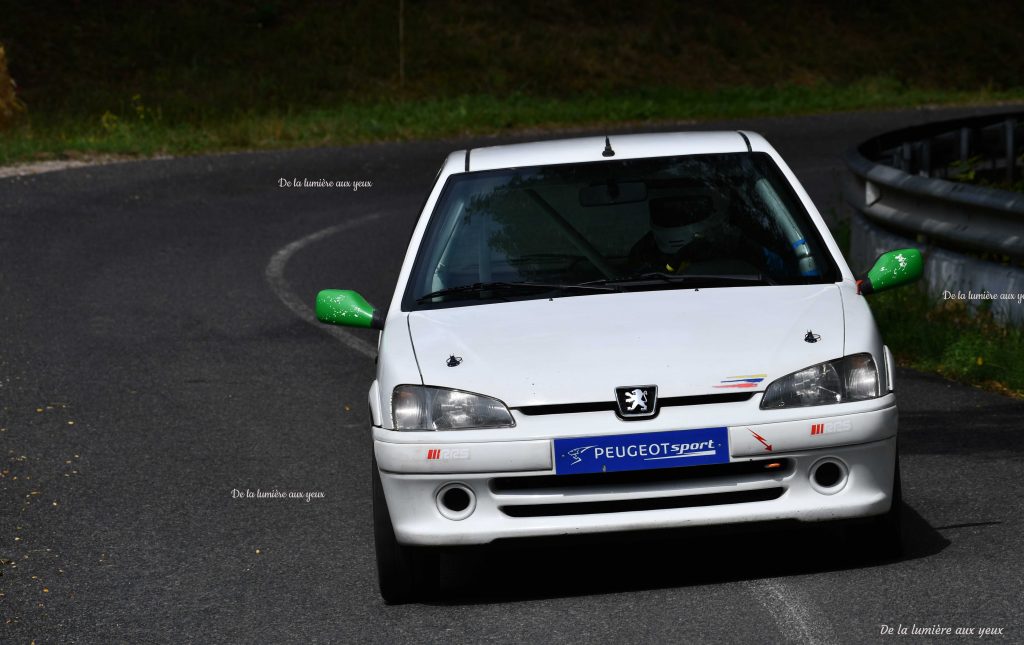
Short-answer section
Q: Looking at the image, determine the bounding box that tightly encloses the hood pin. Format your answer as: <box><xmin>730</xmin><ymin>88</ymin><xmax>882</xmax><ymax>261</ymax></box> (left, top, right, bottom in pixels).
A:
<box><xmin>804</xmin><ymin>330</ymin><xmax>821</xmax><ymax>343</ymax></box>
<box><xmin>446</xmin><ymin>355</ymin><xmax>463</xmax><ymax>367</ymax></box>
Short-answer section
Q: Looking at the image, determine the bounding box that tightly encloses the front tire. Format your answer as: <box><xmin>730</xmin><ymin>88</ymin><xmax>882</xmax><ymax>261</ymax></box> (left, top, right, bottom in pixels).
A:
<box><xmin>848</xmin><ymin>454</ymin><xmax>903</xmax><ymax>561</ymax></box>
<box><xmin>872</xmin><ymin>454</ymin><xmax>904</xmax><ymax>559</ymax></box>
<box><xmin>372</xmin><ymin>457</ymin><xmax>440</xmax><ymax>604</ymax></box>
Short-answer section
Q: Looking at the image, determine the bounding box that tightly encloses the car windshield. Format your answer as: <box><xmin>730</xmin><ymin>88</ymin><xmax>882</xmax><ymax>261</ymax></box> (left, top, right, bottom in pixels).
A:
<box><xmin>404</xmin><ymin>152</ymin><xmax>839</xmax><ymax>309</ymax></box>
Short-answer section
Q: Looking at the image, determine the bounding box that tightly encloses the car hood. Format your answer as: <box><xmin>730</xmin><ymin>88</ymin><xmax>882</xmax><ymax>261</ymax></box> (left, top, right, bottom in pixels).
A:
<box><xmin>407</xmin><ymin>285</ymin><xmax>845</xmax><ymax>408</ymax></box>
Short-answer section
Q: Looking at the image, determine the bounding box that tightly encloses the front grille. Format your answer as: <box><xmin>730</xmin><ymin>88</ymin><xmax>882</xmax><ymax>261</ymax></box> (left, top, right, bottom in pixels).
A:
<box><xmin>491</xmin><ymin>458</ymin><xmax>793</xmax><ymax>494</ymax></box>
<box><xmin>514</xmin><ymin>392</ymin><xmax>755</xmax><ymax>416</ymax></box>
<box><xmin>499</xmin><ymin>487</ymin><xmax>783</xmax><ymax>517</ymax></box>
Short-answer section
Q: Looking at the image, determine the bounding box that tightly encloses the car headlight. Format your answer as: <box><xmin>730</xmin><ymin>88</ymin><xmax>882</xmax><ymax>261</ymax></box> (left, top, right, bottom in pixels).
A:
<box><xmin>760</xmin><ymin>353</ymin><xmax>880</xmax><ymax>409</ymax></box>
<box><xmin>391</xmin><ymin>385</ymin><xmax>515</xmax><ymax>430</ymax></box>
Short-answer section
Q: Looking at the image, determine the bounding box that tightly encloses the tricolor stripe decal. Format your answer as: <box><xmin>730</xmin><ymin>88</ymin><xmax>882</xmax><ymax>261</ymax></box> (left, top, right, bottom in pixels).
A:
<box><xmin>713</xmin><ymin>374</ymin><xmax>767</xmax><ymax>389</ymax></box>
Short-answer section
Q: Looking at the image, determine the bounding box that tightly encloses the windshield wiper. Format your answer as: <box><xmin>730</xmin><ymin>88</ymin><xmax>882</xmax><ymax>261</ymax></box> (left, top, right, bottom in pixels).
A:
<box><xmin>416</xmin><ymin>281</ymin><xmax>618</xmax><ymax>304</ymax></box>
<box><xmin>581</xmin><ymin>272</ymin><xmax>775</xmax><ymax>288</ymax></box>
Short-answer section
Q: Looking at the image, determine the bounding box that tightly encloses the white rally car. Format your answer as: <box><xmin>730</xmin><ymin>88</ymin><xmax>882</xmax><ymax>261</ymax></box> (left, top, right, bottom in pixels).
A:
<box><xmin>315</xmin><ymin>131</ymin><xmax>922</xmax><ymax>603</ymax></box>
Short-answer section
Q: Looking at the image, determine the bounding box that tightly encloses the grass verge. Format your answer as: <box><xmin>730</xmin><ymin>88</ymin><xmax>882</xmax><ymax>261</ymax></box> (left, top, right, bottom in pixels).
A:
<box><xmin>869</xmin><ymin>285</ymin><xmax>1024</xmax><ymax>398</ymax></box>
<box><xmin>3</xmin><ymin>82</ymin><xmax>1024</xmax><ymax>166</ymax></box>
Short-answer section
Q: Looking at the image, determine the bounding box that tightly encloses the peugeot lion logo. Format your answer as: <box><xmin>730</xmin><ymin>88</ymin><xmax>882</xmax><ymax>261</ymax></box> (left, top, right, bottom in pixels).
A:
<box><xmin>615</xmin><ymin>385</ymin><xmax>658</xmax><ymax>419</ymax></box>
<box><xmin>624</xmin><ymin>388</ymin><xmax>647</xmax><ymax>411</ymax></box>
<box><xmin>565</xmin><ymin>445</ymin><xmax>597</xmax><ymax>465</ymax></box>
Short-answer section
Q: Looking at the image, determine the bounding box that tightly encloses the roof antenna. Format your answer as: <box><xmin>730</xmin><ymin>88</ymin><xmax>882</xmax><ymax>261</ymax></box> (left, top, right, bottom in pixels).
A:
<box><xmin>602</xmin><ymin>135</ymin><xmax>615</xmax><ymax>157</ymax></box>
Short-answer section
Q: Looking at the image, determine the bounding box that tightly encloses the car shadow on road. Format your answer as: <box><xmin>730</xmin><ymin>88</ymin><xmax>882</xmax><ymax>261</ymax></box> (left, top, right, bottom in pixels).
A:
<box><xmin>430</xmin><ymin>501</ymin><xmax>950</xmax><ymax>605</ymax></box>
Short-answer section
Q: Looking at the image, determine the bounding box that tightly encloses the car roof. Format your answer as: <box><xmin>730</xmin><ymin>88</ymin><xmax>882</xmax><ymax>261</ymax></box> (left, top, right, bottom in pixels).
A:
<box><xmin>463</xmin><ymin>131</ymin><xmax>763</xmax><ymax>172</ymax></box>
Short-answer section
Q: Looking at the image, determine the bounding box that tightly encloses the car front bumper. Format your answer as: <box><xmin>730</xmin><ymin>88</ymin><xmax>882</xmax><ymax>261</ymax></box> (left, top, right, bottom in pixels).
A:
<box><xmin>373</xmin><ymin>401</ymin><xmax>898</xmax><ymax>546</ymax></box>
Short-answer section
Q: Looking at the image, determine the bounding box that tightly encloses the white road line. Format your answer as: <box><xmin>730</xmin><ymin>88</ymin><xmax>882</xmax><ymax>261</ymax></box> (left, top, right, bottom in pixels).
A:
<box><xmin>265</xmin><ymin>213</ymin><xmax>383</xmax><ymax>360</ymax></box>
<box><xmin>0</xmin><ymin>155</ymin><xmax>172</xmax><ymax>178</ymax></box>
<box><xmin>744</xmin><ymin>578</ymin><xmax>839</xmax><ymax>645</ymax></box>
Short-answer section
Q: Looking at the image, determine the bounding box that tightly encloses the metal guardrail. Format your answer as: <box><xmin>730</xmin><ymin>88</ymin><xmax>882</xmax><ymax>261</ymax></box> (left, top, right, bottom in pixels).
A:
<box><xmin>844</xmin><ymin>112</ymin><xmax>1024</xmax><ymax>260</ymax></box>
<box><xmin>843</xmin><ymin>111</ymin><xmax>1024</xmax><ymax>324</ymax></box>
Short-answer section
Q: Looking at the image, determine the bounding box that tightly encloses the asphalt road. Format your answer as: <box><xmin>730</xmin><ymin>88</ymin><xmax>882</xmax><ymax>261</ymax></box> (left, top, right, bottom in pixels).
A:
<box><xmin>2</xmin><ymin>105</ymin><xmax>1023</xmax><ymax>644</ymax></box>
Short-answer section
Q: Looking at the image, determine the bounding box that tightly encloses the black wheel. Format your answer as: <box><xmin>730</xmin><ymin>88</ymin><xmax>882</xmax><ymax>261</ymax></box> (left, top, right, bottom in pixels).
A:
<box><xmin>874</xmin><ymin>454</ymin><xmax>904</xmax><ymax>558</ymax></box>
<box><xmin>848</xmin><ymin>453</ymin><xmax>903</xmax><ymax>561</ymax></box>
<box><xmin>372</xmin><ymin>457</ymin><xmax>440</xmax><ymax>604</ymax></box>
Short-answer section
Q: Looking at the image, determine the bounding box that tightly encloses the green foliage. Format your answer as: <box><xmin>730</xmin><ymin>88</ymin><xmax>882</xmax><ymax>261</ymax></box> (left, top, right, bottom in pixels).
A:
<box><xmin>948</xmin><ymin>155</ymin><xmax>982</xmax><ymax>182</ymax></box>
<box><xmin>3</xmin><ymin>85</ymin><xmax>1024</xmax><ymax>165</ymax></box>
<box><xmin>870</xmin><ymin>285</ymin><xmax>1024</xmax><ymax>397</ymax></box>
<box><xmin>2</xmin><ymin>1</ymin><xmax>1024</xmax><ymax>162</ymax></box>
<box><xmin>940</xmin><ymin>335</ymin><xmax>998</xmax><ymax>381</ymax></box>
<box><xmin>3</xmin><ymin>1</ymin><xmax>1024</xmax><ymax>125</ymax></box>
<box><xmin>0</xmin><ymin>43</ymin><xmax>26</xmax><ymax>130</ymax></box>
<box><xmin>945</xmin><ymin>153</ymin><xmax>1024</xmax><ymax>195</ymax></box>
<box><xmin>12</xmin><ymin>3</ymin><xmax>1024</xmax><ymax>105</ymax></box>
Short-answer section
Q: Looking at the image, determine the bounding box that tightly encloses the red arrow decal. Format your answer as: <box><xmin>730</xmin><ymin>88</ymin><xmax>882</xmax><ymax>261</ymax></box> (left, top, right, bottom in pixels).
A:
<box><xmin>747</xmin><ymin>428</ymin><xmax>773</xmax><ymax>451</ymax></box>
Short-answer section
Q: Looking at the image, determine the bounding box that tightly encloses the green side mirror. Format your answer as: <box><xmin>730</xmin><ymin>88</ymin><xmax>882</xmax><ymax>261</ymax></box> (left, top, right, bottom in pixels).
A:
<box><xmin>858</xmin><ymin>248</ymin><xmax>923</xmax><ymax>295</ymax></box>
<box><xmin>315</xmin><ymin>289</ymin><xmax>384</xmax><ymax>329</ymax></box>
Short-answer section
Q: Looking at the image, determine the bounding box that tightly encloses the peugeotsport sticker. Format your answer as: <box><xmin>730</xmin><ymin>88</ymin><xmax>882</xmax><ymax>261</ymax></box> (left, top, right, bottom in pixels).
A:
<box><xmin>554</xmin><ymin>427</ymin><xmax>729</xmax><ymax>475</ymax></box>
